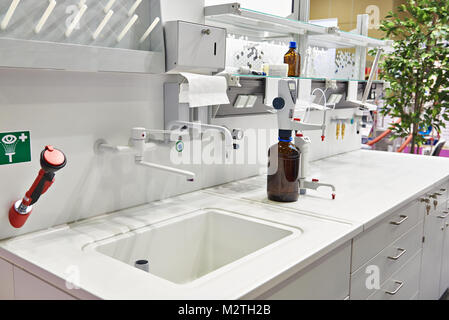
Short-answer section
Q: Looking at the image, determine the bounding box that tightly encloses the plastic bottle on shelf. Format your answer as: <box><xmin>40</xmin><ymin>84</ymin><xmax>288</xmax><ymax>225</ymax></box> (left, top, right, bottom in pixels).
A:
<box><xmin>267</xmin><ymin>130</ymin><xmax>300</xmax><ymax>203</ymax></box>
<box><xmin>284</xmin><ymin>42</ymin><xmax>301</xmax><ymax>77</ymax></box>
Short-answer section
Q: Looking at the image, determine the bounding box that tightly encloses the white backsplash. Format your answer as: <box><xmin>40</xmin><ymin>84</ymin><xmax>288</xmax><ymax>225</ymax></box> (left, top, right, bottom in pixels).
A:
<box><xmin>0</xmin><ymin>0</ymin><xmax>361</xmax><ymax>240</ymax></box>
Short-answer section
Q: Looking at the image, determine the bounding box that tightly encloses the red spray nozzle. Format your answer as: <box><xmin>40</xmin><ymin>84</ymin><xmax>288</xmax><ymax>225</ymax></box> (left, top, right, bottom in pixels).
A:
<box><xmin>9</xmin><ymin>146</ymin><xmax>67</xmax><ymax>229</ymax></box>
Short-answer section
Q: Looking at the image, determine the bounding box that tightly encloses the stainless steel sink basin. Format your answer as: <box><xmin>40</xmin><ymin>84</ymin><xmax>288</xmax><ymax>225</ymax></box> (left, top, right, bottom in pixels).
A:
<box><xmin>84</xmin><ymin>209</ymin><xmax>300</xmax><ymax>285</ymax></box>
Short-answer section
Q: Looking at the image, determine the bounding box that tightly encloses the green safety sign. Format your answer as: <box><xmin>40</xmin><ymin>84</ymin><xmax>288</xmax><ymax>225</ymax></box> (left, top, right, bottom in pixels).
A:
<box><xmin>0</xmin><ymin>131</ymin><xmax>31</xmax><ymax>166</ymax></box>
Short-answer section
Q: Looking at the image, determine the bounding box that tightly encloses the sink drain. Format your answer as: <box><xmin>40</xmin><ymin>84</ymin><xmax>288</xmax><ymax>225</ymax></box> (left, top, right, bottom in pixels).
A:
<box><xmin>135</xmin><ymin>260</ymin><xmax>150</xmax><ymax>273</ymax></box>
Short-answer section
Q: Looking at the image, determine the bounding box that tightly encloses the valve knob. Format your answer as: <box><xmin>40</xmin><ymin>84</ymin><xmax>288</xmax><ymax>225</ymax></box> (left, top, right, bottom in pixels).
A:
<box><xmin>273</xmin><ymin>97</ymin><xmax>285</xmax><ymax>110</ymax></box>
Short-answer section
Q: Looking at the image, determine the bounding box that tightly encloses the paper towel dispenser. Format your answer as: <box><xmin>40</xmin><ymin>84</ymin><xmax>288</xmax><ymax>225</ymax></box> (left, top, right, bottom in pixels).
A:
<box><xmin>165</xmin><ymin>21</ymin><xmax>226</xmax><ymax>73</ymax></box>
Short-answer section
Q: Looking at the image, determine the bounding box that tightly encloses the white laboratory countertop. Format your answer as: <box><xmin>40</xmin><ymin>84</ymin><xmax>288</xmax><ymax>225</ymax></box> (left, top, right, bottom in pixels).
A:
<box><xmin>1</xmin><ymin>150</ymin><xmax>449</xmax><ymax>300</ymax></box>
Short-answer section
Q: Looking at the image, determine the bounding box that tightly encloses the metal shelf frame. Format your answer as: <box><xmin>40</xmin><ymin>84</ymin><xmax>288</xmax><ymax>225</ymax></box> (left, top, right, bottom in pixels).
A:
<box><xmin>204</xmin><ymin>2</ymin><xmax>391</xmax><ymax>48</ymax></box>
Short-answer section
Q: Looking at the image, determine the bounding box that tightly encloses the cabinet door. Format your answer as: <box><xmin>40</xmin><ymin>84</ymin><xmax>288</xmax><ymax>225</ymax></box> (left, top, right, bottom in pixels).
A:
<box><xmin>0</xmin><ymin>258</ymin><xmax>14</xmax><ymax>300</ymax></box>
<box><xmin>178</xmin><ymin>22</ymin><xmax>226</xmax><ymax>70</ymax></box>
<box><xmin>419</xmin><ymin>209</ymin><xmax>446</xmax><ymax>300</ymax></box>
<box><xmin>440</xmin><ymin>218</ymin><xmax>449</xmax><ymax>297</ymax></box>
<box><xmin>256</xmin><ymin>242</ymin><xmax>351</xmax><ymax>300</ymax></box>
<box><xmin>13</xmin><ymin>267</ymin><xmax>75</xmax><ymax>300</ymax></box>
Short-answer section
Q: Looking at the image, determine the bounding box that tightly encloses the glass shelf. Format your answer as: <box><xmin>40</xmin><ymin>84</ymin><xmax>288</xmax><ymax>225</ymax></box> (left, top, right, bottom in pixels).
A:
<box><xmin>233</xmin><ymin>74</ymin><xmax>385</xmax><ymax>83</ymax></box>
<box><xmin>205</xmin><ymin>2</ymin><xmax>391</xmax><ymax>48</ymax></box>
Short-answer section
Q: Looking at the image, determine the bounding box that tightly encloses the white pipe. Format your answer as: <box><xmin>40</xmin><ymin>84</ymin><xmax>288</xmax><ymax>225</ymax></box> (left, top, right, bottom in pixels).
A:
<box><xmin>128</xmin><ymin>0</ymin><xmax>142</xmax><ymax>17</ymax></box>
<box><xmin>103</xmin><ymin>0</ymin><xmax>116</xmax><ymax>13</ymax></box>
<box><xmin>98</xmin><ymin>143</ymin><xmax>133</xmax><ymax>154</ymax></box>
<box><xmin>117</xmin><ymin>14</ymin><xmax>138</xmax><ymax>43</ymax></box>
<box><xmin>137</xmin><ymin>161</ymin><xmax>196</xmax><ymax>181</ymax></box>
<box><xmin>139</xmin><ymin>17</ymin><xmax>160</xmax><ymax>43</ymax></box>
<box><xmin>92</xmin><ymin>9</ymin><xmax>113</xmax><ymax>40</ymax></box>
<box><xmin>65</xmin><ymin>4</ymin><xmax>87</xmax><ymax>38</ymax></box>
<box><xmin>35</xmin><ymin>0</ymin><xmax>57</xmax><ymax>34</ymax></box>
<box><xmin>1</xmin><ymin>0</ymin><xmax>21</xmax><ymax>30</ymax></box>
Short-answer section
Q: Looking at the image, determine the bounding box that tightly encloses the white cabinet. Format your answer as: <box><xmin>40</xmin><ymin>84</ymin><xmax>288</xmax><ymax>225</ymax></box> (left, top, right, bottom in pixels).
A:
<box><xmin>165</xmin><ymin>20</ymin><xmax>226</xmax><ymax>73</ymax></box>
<box><xmin>419</xmin><ymin>195</ymin><xmax>449</xmax><ymax>300</ymax></box>
<box><xmin>351</xmin><ymin>221</ymin><xmax>423</xmax><ymax>300</ymax></box>
<box><xmin>257</xmin><ymin>242</ymin><xmax>351</xmax><ymax>300</ymax></box>
<box><xmin>13</xmin><ymin>267</ymin><xmax>75</xmax><ymax>300</ymax></box>
<box><xmin>367</xmin><ymin>252</ymin><xmax>422</xmax><ymax>300</ymax></box>
<box><xmin>419</xmin><ymin>214</ymin><xmax>445</xmax><ymax>300</ymax></box>
<box><xmin>439</xmin><ymin>216</ymin><xmax>449</xmax><ymax>296</ymax></box>
<box><xmin>0</xmin><ymin>258</ymin><xmax>14</xmax><ymax>300</ymax></box>
<box><xmin>352</xmin><ymin>201</ymin><xmax>422</xmax><ymax>272</ymax></box>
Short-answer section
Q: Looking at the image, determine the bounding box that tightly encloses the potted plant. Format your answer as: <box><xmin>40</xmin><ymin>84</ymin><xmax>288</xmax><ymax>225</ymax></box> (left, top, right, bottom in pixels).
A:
<box><xmin>377</xmin><ymin>0</ymin><xmax>449</xmax><ymax>154</ymax></box>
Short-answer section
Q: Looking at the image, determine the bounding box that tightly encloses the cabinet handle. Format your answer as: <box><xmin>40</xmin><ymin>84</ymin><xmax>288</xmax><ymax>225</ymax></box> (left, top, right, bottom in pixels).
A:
<box><xmin>390</xmin><ymin>215</ymin><xmax>408</xmax><ymax>226</ymax></box>
<box><xmin>388</xmin><ymin>248</ymin><xmax>407</xmax><ymax>261</ymax></box>
<box><xmin>438</xmin><ymin>211</ymin><xmax>449</xmax><ymax>219</ymax></box>
<box><xmin>201</xmin><ymin>29</ymin><xmax>211</xmax><ymax>35</ymax></box>
<box><xmin>385</xmin><ymin>281</ymin><xmax>404</xmax><ymax>295</ymax></box>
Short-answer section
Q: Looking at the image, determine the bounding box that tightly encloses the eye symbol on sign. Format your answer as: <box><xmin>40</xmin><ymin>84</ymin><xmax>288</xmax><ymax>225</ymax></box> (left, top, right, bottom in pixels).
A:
<box><xmin>1</xmin><ymin>135</ymin><xmax>18</xmax><ymax>163</ymax></box>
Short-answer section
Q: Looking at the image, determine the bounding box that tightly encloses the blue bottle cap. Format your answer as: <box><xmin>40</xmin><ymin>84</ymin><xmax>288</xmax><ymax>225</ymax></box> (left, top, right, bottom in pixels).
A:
<box><xmin>289</xmin><ymin>41</ymin><xmax>297</xmax><ymax>49</ymax></box>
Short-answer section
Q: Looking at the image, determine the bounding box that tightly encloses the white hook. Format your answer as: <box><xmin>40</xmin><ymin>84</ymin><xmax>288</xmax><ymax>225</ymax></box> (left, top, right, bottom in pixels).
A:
<box><xmin>65</xmin><ymin>4</ymin><xmax>87</xmax><ymax>38</ymax></box>
<box><xmin>117</xmin><ymin>14</ymin><xmax>138</xmax><ymax>43</ymax></box>
<box><xmin>35</xmin><ymin>0</ymin><xmax>57</xmax><ymax>34</ymax></box>
<box><xmin>128</xmin><ymin>0</ymin><xmax>142</xmax><ymax>17</ymax></box>
<box><xmin>104</xmin><ymin>0</ymin><xmax>116</xmax><ymax>13</ymax></box>
<box><xmin>1</xmin><ymin>0</ymin><xmax>21</xmax><ymax>31</ymax></box>
<box><xmin>139</xmin><ymin>17</ymin><xmax>160</xmax><ymax>43</ymax></box>
<box><xmin>92</xmin><ymin>9</ymin><xmax>113</xmax><ymax>40</ymax></box>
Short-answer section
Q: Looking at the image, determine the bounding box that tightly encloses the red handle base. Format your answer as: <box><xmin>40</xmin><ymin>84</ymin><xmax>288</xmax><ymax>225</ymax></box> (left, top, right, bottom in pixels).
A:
<box><xmin>9</xmin><ymin>201</ymin><xmax>32</xmax><ymax>229</ymax></box>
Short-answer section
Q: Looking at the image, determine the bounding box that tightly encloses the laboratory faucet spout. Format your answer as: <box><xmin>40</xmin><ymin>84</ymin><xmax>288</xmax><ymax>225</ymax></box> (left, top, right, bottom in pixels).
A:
<box><xmin>137</xmin><ymin>160</ymin><xmax>195</xmax><ymax>182</ymax></box>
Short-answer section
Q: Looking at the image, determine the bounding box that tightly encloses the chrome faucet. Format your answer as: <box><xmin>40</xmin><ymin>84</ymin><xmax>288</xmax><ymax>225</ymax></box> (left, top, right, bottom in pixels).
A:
<box><xmin>167</xmin><ymin>121</ymin><xmax>235</xmax><ymax>159</ymax></box>
<box><xmin>95</xmin><ymin>127</ymin><xmax>196</xmax><ymax>182</ymax></box>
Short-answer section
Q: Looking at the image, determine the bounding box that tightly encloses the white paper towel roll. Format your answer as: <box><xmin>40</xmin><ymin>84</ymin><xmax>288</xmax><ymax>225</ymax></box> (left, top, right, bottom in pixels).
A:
<box><xmin>179</xmin><ymin>72</ymin><xmax>230</xmax><ymax>108</ymax></box>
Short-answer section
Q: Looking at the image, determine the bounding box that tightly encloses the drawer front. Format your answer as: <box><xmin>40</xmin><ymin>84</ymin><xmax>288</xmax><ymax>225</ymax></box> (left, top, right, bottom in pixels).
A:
<box><xmin>367</xmin><ymin>251</ymin><xmax>422</xmax><ymax>300</ymax></box>
<box><xmin>258</xmin><ymin>242</ymin><xmax>351</xmax><ymax>300</ymax></box>
<box><xmin>352</xmin><ymin>201</ymin><xmax>423</xmax><ymax>271</ymax></box>
<box><xmin>351</xmin><ymin>221</ymin><xmax>423</xmax><ymax>300</ymax></box>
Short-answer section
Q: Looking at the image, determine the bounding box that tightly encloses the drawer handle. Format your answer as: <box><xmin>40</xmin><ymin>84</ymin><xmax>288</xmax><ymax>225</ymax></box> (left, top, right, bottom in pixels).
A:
<box><xmin>201</xmin><ymin>28</ymin><xmax>211</xmax><ymax>35</ymax></box>
<box><xmin>438</xmin><ymin>211</ymin><xmax>449</xmax><ymax>219</ymax></box>
<box><xmin>385</xmin><ymin>280</ymin><xmax>404</xmax><ymax>295</ymax></box>
<box><xmin>388</xmin><ymin>248</ymin><xmax>407</xmax><ymax>261</ymax></box>
<box><xmin>390</xmin><ymin>215</ymin><xmax>408</xmax><ymax>226</ymax></box>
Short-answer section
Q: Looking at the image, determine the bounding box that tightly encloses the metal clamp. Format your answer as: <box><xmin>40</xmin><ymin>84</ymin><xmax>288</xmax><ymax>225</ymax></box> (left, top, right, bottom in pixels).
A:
<box><xmin>438</xmin><ymin>211</ymin><xmax>449</xmax><ymax>219</ymax></box>
<box><xmin>390</xmin><ymin>215</ymin><xmax>408</xmax><ymax>226</ymax></box>
<box><xmin>388</xmin><ymin>248</ymin><xmax>407</xmax><ymax>261</ymax></box>
<box><xmin>385</xmin><ymin>281</ymin><xmax>404</xmax><ymax>295</ymax></box>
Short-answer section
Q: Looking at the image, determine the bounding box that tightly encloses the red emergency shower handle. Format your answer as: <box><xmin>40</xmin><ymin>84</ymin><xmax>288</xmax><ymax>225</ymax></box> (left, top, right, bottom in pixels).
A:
<box><xmin>9</xmin><ymin>146</ymin><xmax>67</xmax><ymax>229</ymax></box>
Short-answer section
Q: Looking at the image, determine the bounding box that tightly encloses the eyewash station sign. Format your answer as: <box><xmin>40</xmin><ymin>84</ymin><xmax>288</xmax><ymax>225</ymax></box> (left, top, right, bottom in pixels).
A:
<box><xmin>0</xmin><ymin>131</ymin><xmax>31</xmax><ymax>166</ymax></box>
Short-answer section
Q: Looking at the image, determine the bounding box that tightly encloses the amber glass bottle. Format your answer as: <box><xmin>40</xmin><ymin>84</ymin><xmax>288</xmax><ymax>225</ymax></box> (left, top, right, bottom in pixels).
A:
<box><xmin>284</xmin><ymin>42</ymin><xmax>301</xmax><ymax>77</ymax></box>
<box><xmin>267</xmin><ymin>130</ymin><xmax>300</xmax><ymax>203</ymax></box>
